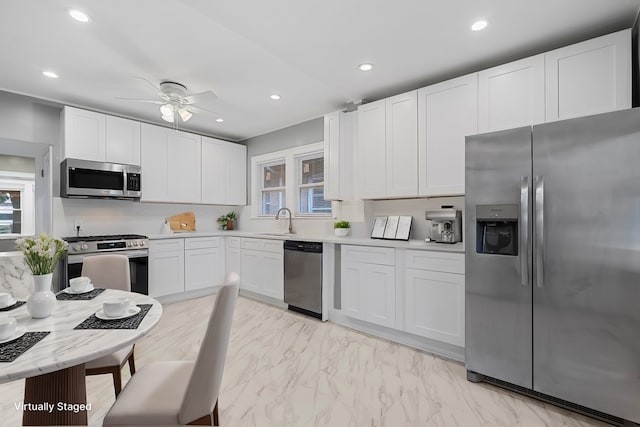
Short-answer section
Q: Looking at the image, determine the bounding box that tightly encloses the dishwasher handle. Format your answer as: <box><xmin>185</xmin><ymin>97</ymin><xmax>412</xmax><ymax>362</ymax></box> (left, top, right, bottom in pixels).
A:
<box><xmin>284</xmin><ymin>240</ymin><xmax>323</xmax><ymax>253</ymax></box>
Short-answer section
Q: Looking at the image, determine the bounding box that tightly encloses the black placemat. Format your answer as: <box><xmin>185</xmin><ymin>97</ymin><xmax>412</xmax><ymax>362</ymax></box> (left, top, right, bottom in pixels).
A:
<box><xmin>0</xmin><ymin>301</ymin><xmax>26</xmax><ymax>312</ymax></box>
<box><xmin>0</xmin><ymin>332</ymin><xmax>50</xmax><ymax>362</ymax></box>
<box><xmin>56</xmin><ymin>288</ymin><xmax>105</xmax><ymax>301</ymax></box>
<box><xmin>74</xmin><ymin>304</ymin><xmax>152</xmax><ymax>330</ymax></box>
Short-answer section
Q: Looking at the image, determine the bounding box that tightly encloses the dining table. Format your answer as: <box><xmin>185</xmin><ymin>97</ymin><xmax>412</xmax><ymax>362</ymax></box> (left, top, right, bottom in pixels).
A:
<box><xmin>0</xmin><ymin>288</ymin><xmax>163</xmax><ymax>426</ymax></box>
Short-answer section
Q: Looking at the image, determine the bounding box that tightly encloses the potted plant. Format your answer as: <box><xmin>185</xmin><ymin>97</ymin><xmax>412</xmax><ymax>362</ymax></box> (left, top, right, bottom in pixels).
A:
<box><xmin>334</xmin><ymin>220</ymin><xmax>351</xmax><ymax>237</ymax></box>
<box><xmin>217</xmin><ymin>212</ymin><xmax>237</xmax><ymax>230</ymax></box>
<box><xmin>15</xmin><ymin>234</ymin><xmax>68</xmax><ymax>318</ymax></box>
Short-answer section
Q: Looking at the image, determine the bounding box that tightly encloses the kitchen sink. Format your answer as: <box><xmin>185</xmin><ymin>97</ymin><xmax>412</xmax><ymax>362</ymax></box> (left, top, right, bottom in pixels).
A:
<box><xmin>256</xmin><ymin>232</ymin><xmax>295</xmax><ymax>236</ymax></box>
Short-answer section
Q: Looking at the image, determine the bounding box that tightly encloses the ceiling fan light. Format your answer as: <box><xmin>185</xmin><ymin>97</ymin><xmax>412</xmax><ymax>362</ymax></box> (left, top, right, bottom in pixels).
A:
<box><xmin>178</xmin><ymin>108</ymin><xmax>193</xmax><ymax>122</ymax></box>
<box><xmin>160</xmin><ymin>103</ymin><xmax>174</xmax><ymax>116</ymax></box>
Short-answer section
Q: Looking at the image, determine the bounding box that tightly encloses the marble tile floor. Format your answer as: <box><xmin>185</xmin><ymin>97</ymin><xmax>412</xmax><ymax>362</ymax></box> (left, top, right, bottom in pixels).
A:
<box><xmin>0</xmin><ymin>295</ymin><xmax>608</xmax><ymax>426</ymax></box>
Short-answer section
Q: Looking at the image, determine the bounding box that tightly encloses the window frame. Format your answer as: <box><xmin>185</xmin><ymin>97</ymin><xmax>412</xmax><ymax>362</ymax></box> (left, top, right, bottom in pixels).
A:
<box><xmin>251</xmin><ymin>142</ymin><xmax>332</xmax><ymax>218</ymax></box>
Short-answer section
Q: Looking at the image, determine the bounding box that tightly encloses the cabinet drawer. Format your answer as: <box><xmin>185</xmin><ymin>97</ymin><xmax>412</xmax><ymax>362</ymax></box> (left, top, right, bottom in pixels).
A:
<box><xmin>241</xmin><ymin>238</ymin><xmax>283</xmax><ymax>253</ymax></box>
<box><xmin>342</xmin><ymin>245</ymin><xmax>394</xmax><ymax>266</ymax></box>
<box><xmin>185</xmin><ymin>237</ymin><xmax>220</xmax><ymax>250</ymax></box>
<box><xmin>150</xmin><ymin>238</ymin><xmax>184</xmax><ymax>254</ymax></box>
<box><xmin>227</xmin><ymin>237</ymin><xmax>241</xmax><ymax>249</ymax></box>
<box><xmin>405</xmin><ymin>250</ymin><xmax>464</xmax><ymax>274</ymax></box>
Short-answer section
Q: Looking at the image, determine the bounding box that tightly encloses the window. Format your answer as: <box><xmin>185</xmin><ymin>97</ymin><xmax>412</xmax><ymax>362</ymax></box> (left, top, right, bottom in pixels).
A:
<box><xmin>252</xmin><ymin>142</ymin><xmax>331</xmax><ymax>218</ymax></box>
<box><xmin>296</xmin><ymin>154</ymin><xmax>330</xmax><ymax>215</ymax></box>
<box><xmin>0</xmin><ymin>191</ymin><xmax>22</xmax><ymax>234</ymax></box>
<box><xmin>259</xmin><ymin>160</ymin><xmax>286</xmax><ymax>215</ymax></box>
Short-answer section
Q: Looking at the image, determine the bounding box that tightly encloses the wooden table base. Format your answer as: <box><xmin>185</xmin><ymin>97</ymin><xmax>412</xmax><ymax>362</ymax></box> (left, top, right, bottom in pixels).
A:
<box><xmin>23</xmin><ymin>364</ymin><xmax>88</xmax><ymax>426</ymax></box>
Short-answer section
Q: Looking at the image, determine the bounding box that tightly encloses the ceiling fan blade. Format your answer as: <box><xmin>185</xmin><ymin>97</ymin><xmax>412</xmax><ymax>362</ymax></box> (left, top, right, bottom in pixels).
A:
<box><xmin>183</xmin><ymin>90</ymin><xmax>218</xmax><ymax>104</ymax></box>
<box><xmin>114</xmin><ymin>97</ymin><xmax>165</xmax><ymax>105</ymax></box>
<box><xmin>184</xmin><ymin>104</ymin><xmax>220</xmax><ymax>116</ymax></box>
<box><xmin>132</xmin><ymin>76</ymin><xmax>162</xmax><ymax>92</ymax></box>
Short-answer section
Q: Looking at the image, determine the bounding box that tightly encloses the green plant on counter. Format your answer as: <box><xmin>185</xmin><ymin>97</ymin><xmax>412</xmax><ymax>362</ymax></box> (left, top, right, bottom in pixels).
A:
<box><xmin>217</xmin><ymin>212</ymin><xmax>238</xmax><ymax>230</ymax></box>
<box><xmin>334</xmin><ymin>220</ymin><xmax>350</xmax><ymax>229</ymax></box>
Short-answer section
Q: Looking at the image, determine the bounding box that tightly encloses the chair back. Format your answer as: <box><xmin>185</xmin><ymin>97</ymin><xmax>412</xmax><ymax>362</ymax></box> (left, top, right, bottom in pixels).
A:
<box><xmin>81</xmin><ymin>254</ymin><xmax>131</xmax><ymax>291</ymax></box>
<box><xmin>178</xmin><ymin>272</ymin><xmax>240</xmax><ymax>424</ymax></box>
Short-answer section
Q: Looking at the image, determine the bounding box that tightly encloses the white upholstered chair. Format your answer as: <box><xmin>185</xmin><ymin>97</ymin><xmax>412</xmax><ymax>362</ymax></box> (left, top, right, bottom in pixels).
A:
<box><xmin>103</xmin><ymin>272</ymin><xmax>240</xmax><ymax>427</ymax></box>
<box><xmin>81</xmin><ymin>254</ymin><xmax>136</xmax><ymax>396</ymax></box>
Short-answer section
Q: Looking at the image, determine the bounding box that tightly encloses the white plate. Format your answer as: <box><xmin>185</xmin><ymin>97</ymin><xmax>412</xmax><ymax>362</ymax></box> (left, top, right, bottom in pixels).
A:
<box><xmin>95</xmin><ymin>306</ymin><xmax>141</xmax><ymax>321</ymax></box>
<box><xmin>0</xmin><ymin>297</ymin><xmax>17</xmax><ymax>309</ymax></box>
<box><xmin>63</xmin><ymin>284</ymin><xmax>94</xmax><ymax>294</ymax></box>
<box><xmin>0</xmin><ymin>327</ymin><xmax>26</xmax><ymax>344</ymax></box>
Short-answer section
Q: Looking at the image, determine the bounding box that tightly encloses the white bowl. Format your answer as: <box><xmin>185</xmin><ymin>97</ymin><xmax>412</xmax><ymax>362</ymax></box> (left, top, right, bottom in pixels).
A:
<box><xmin>69</xmin><ymin>276</ymin><xmax>91</xmax><ymax>292</ymax></box>
<box><xmin>103</xmin><ymin>298</ymin><xmax>130</xmax><ymax>318</ymax></box>
<box><xmin>0</xmin><ymin>316</ymin><xmax>17</xmax><ymax>340</ymax></box>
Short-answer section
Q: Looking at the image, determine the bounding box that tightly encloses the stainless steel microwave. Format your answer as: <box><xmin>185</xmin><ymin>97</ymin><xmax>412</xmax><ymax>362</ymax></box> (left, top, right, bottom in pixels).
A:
<box><xmin>61</xmin><ymin>158</ymin><xmax>142</xmax><ymax>199</ymax></box>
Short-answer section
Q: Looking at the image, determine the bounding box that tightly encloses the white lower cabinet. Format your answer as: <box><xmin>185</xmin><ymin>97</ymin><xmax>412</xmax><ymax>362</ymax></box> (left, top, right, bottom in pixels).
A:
<box><xmin>149</xmin><ymin>239</ymin><xmax>185</xmax><ymax>297</ymax></box>
<box><xmin>403</xmin><ymin>250</ymin><xmax>465</xmax><ymax>347</ymax></box>
<box><xmin>150</xmin><ymin>237</ymin><xmax>224</xmax><ymax>297</ymax></box>
<box><xmin>341</xmin><ymin>245</ymin><xmax>396</xmax><ymax>328</ymax></box>
<box><xmin>184</xmin><ymin>237</ymin><xmax>223</xmax><ymax>292</ymax></box>
<box><xmin>240</xmin><ymin>238</ymin><xmax>284</xmax><ymax>300</ymax></box>
<box><xmin>225</xmin><ymin>237</ymin><xmax>242</xmax><ymax>279</ymax></box>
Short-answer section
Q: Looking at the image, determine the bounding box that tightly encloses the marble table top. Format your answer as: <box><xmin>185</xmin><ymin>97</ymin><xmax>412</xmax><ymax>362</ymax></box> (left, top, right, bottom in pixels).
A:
<box><xmin>0</xmin><ymin>289</ymin><xmax>162</xmax><ymax>383</ymax></box>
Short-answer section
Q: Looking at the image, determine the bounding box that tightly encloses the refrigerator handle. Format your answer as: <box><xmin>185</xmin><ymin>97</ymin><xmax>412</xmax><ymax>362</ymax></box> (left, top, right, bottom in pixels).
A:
<box><xmin>520</xmin><ymin>177</ymin><xmax>530</xmax><ymax>286</ymax></box>
<box><xmin>535</xmin><ymin>176</ymin><xmax>545</xmax><ymax>288</ymax></box>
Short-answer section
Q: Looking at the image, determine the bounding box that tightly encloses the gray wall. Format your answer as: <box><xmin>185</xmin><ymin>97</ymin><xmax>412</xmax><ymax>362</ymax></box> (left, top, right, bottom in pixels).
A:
<box><xmin>0</xmin><ymin>91</ymin><xmax>61</xmax><ymax>145</ymax></box>
<box><xmin>0</xmin><ymin>155</ymin><xmax>35</xmax><ymax>173</ymax></box>
<box><xmin>241</xmin><ymin>117</ymin><xmax>323</xmax><ymax>201</ymax></box>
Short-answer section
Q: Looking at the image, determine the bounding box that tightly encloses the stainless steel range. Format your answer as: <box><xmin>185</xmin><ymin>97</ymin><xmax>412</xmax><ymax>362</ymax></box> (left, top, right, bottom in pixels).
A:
<box><xmin>60</xmin><ymin>234</ymin><xmax>149</xmax><ymax>295</ymax></box>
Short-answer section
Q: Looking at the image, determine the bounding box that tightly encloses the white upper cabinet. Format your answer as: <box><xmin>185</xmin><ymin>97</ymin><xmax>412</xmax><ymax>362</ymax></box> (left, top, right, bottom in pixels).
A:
<box><xmin>545</xmin><ymin>29</ymin><xmax>631</xmax><ymax>122</ymax></box>
<box><xmin>478</xmin><ymin>55</ymin><xmax>545</xmax><ymax>133</ymax></box>
<box><xmin>61</xmin><ymin>106</ymin><xmax>141</xmax><ymax>165</ymax></box>
<box><xmin>357</xmin><ymin>99</ymin><xmax>387</xmax><ymax>199</ymax></box>
<box><xmin>140</xmin><ymin>124</ymin><xmax>169</xmax><ymax>202</ymax></box>
<box><xmin>418</xmin><ymin>73</ymin><xmax>478</xmax><ymax>197</ymax></box>
<box><xmin>61</xmin><ymin>107</ymin><xmax>106</xmax><ymax>162</ymax></box>
<box><xmin>167</xmin><ymin>131</ymin><xmax>201</xmax><ymax>204</ymax></box>
<box><xmin>201</xmin><ymin>136</ymin><xmax>247</xmax><ymax>206</ymax></box>
<box><xmin>324</xmin><ymin>110</ymin><xmax>356</xmax><ymax>201</ymax></box>
<box><xmin>141</xmin><ymin>124</ymin><xmax>201</xmax><ymax>204</ymax></box>
<box><xmin>105</xmin><ymin>116</ymin><xmax>141</xmax><ymax>165</ymax></box>
<box><xmin>386</xmin><ymin>91</ymin><xmax>418</xmax><ymax>197</ymax></box>
<box><xmin>357</xmin><ymin>91</ymin><xmax>417</xmax><ymax>199</ymax></box>
<box><xmin>224</xmin><ymin>142</ymin><xmax>247</xmax><ymax>206</ymax></box>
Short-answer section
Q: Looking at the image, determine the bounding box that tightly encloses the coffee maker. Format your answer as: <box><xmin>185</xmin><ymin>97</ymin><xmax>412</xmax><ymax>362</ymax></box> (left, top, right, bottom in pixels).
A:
<box><xmin>425</xmin><ymin>208</ymin><xmax>462</xmax><ymax>243</ymax></box>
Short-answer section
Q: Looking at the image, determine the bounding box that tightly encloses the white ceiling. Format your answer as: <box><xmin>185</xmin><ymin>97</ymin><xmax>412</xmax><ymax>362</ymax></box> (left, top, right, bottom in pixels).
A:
<box><xmin>0</xmin><ymin>0</ymin><xmax>639</xmax><ymax>142</ymax></box>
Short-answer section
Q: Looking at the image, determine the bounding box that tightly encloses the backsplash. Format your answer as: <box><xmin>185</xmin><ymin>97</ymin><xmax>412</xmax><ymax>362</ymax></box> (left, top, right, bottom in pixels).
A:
<box><xmin>52</xmin><ymin>197</ymin><xmax>238</xmax><ymax>237</ymax></box>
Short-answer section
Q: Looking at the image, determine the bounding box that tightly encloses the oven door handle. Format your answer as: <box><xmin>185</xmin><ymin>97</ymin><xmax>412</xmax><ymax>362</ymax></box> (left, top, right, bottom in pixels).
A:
<box><xmin>67</xmin><ymin>249</ymin><xmax>149</xmax><ymax>264</ymax></box>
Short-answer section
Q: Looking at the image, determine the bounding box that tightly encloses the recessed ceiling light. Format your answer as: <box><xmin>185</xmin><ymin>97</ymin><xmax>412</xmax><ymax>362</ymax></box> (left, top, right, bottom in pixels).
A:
<box><xmin>359</xmin><ymin>63</ymin><xmax>374</xmax><ymax>72</ymax></box>
<box><xmin>216</xmin><ymin>118</ymin><xmax>224</xmax><ymax>123</ymax></box>
<box><xmin>270</xmin><ymin>94</ymin><xmax>281</xmax><ymax>100</ymax></box>
<box><xmin>69</xmin><ymin>9</ymin><xmax>90</xmax><ymax>23</ymax></box>
<box><xmin>471</xmin><ymin>20</ymin><xmax>488</xmax><ymax>31</ymax></box>
<box><xmin>42</xmin><ymin>71</ymin><xmax>59</xmax><ymax>79</ymax></box>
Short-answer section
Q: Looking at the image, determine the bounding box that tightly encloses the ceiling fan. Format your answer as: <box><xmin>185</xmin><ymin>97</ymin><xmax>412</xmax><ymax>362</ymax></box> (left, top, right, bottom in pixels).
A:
<box><xmin>116</xmin><ymin>78</ymin><xmax>219</xmax><ymax>123</ymax></box>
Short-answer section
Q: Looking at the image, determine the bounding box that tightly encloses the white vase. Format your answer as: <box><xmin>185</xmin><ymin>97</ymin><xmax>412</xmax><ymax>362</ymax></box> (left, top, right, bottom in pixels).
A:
<box><xmin>334</xmin><ymin>228</ymin><xmax>350</xmax><ymax>237</ymax></box>
<box><xmin>27</xmin><ymin>273</ymin><xmax>55</xmax><ymax>319</ymax></box>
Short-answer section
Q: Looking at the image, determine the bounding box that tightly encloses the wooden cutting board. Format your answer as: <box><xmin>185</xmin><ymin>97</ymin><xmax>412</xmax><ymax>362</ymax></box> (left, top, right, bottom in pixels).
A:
<box><xmin>167</xmin><ymin>212</ymin><xmax>196</xmax><ymax>232</ymax></box>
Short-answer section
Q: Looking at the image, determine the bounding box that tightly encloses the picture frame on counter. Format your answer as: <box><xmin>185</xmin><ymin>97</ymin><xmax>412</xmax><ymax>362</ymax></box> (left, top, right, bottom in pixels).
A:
<box><xmin>371</xmin><ymin>215</ymin><xmax>412</xmax><ymax>241</ymax></box>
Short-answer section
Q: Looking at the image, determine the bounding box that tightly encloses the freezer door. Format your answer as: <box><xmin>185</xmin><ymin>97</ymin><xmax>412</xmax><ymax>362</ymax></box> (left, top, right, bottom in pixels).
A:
<box><xmin>465</xmin><ymin>126</ymin><xmax>533</xmax><ymax>388</ymax></box>
<box><xmin>532</xmin><ymin>108</ymin><xmax>640</xmax><ymax>422</ymax></box>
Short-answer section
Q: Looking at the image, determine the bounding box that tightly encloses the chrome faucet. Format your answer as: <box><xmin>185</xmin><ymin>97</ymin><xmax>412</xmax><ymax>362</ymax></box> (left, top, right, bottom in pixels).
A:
<box><xmin>275</xmin><ymin>207</ymin><xmax>294</xmax><ymax>234</ymax></box>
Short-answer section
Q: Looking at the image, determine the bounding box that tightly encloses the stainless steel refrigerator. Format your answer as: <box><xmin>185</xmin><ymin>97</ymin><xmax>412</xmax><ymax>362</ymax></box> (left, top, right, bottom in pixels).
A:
<box><xmin>465</xmin><ymin>108</ymin><xmax>640</xmax><ymax>424</ymax></box>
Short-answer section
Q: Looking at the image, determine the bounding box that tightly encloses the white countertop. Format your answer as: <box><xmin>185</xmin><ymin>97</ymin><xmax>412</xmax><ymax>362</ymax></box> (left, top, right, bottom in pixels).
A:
<box><xmin>148</xmin><ymin>231</ymin><xmax>464</xmax><ymax>253</ymax></box>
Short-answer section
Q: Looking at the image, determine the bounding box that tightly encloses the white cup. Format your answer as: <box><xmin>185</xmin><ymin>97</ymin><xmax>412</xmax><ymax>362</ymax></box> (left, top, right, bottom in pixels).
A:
<box><xmin>69</xmin><ymin>276</ymin><xmax>91</xmax><ymax>292</ymax></box>
<box><xmin>103</xmin><ymin>298</ymin><xmax>130</xmax><ymax>317</ymax></box>
<box><xmin>0</xmin><ymin>316</ymin><xmax>17</xmax><ymax>340</ymax></box>
<box><xmin>0</xmin><ymin>293</ymin><xmax>12</xmax><ymax>308</ymax></box>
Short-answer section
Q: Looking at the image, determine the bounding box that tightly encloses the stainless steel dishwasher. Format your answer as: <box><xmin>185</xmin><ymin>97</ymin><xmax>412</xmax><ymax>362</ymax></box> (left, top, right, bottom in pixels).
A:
<box><xmin>284</xmin><ymin>240</ymin><xmax>322</xmax><ymax>319</ymax></box>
